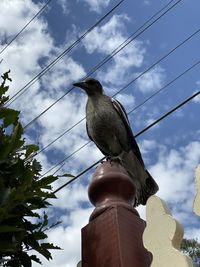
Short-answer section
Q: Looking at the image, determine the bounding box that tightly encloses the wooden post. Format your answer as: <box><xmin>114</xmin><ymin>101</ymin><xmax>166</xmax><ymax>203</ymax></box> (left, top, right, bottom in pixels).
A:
<box><xmin>81</xmin><ymin>161</ymin><xmax>151</xmax><ymax>267</ymax></box>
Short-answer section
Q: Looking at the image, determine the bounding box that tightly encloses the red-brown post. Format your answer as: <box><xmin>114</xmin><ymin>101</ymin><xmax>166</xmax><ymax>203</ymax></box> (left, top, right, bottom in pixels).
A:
<box><xmin>81</xmin><ymin>161</ymin><xmax>152</xmax><ymax>267</ymax></box>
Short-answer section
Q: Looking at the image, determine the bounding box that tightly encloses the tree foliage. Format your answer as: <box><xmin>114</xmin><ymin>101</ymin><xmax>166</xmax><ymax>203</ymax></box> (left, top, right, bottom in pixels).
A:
<box><xmin>181</xmin><ymin>238</ymin><xmax>200</xmax><ymax>266</ymax></box>
<box><xmin>0</xmin><ymin>71</ymin><xmax>64</xmax><ymax>266</ymax></box>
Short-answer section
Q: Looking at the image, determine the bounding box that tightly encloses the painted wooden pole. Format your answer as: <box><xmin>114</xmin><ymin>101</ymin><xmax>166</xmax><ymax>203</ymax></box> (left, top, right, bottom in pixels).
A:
<box><xmin>81</xmin><ymin>161</ymin><xmax>151</xmax><ymax>267</ymax></box>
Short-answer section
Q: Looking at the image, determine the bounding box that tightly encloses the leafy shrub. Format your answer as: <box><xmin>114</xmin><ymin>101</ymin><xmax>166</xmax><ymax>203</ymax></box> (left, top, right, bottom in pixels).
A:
<box><xmin>0</xmin><ymin>71</ymin><xmax>62</xmax><ymax>266</ymax></box>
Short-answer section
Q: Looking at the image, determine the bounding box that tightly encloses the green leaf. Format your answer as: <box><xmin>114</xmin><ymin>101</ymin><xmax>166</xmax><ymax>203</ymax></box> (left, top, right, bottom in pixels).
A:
<box><xmin>0</xmin><ymin>95</ymin><xmax>9</xmax><ymax>106</ymax></box>
<box><xmin>0</xmin><ymin>107</ymin><xmax>19</xmax><ymax>127</ymax></box>
<box><xmin>58</xmin><ymin>173</ymin><xmax>74</xmax><ymax>178</ymax></box>
<box><xmin>37</xmin><ymin>243</ymin><xmax>61</xmax><ymax>260</ymax></box>
<box><xmin>0</xmin><ymin>187</ymin><xmax>11</xmax><ymax>205</ymax></box>
<box><xmin>0</xmin><ymin>71</ymin><xmax>64</xmax><ymax>265</ymax></box>
<box><xmin>36</xmin><ymin>175</ymin><xmax>58</xmax><ymax>189</ymax></box>
<box><xmin>42</xmin><ymin>213</ymin><xmax>48</xmax><ymax>227</ymax></box>
<box><xmin>0</xmin><ymin>124</ymin><xmax>23</xmax><ymax>160</ymax></box>
<box><xmin>48</xmin><ymin>220</ymin><xmax>62</xmax><ymax>230</ymax></box>
<box><xmin>37</xmin><ymin>247</ymin><xmax>52</xmax><ymax>261</ymax></box>
<box><xmin>0</xmin><ymin>225</ymin><xmax>24</xmax><ymax>233</ymax></box>
<box><xmin>32</xmin><ymin>159</ymin><xmax>42</xmax><ymax>173</ymax></box>
<box><xmin>41</xmin><ymin>242</ymin><xmax>61</xmax><ymax>250</ymax></box>
<box><xmin>20</xmin><ymin>252</ymin><xmax>32</xmax><ymax>267</ymax></box>
<box><xmin>0</xmin><ymin>240</ymin><xmax>18</xmax><ymax>252</ymax></box>
<box><xmin>10</xmin><ymin>122</ymin><xmax>24</xmax><ymax>151</ymax></box>
<box><xmin>30</xmin><ymin>254</ymin><xmax>42</xmax><ymax>265</ymax></box>
<box><xmin>25</xmin><ymin>144</ymin><xmax>39</xmax><ymax>158</ymax></box>
<box><xmin>32</xmin><ymin>231</ymin><xmax>47</xmax><ymax>241</ymax></box>
<box><xmin>0</xmin><ymin>85</ymin><xmax>9</xmax><ymax>96</ymax></box>
<box><xmin>1</xmin><ymin>70</ymin><xmax>12</xmax><ymax>82</ymax></box>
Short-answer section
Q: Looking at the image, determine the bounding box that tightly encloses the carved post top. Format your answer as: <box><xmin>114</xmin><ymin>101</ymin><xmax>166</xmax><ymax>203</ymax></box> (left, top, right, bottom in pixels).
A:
<box><xmin>88</xmin><ymin>161</ymin><xmax>137</xmax><ymax>220</ymax></box>
<box><xmin>143</xmin><ymin>196</ymin><xmax>193</xmax><ymax>267</ymax></box>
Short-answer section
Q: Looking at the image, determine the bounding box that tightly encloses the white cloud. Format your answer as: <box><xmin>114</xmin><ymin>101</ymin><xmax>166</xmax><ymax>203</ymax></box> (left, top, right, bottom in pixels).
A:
<box><xmin>150</xmin><ymin>141</ymin><xmax>200</xmax><ymax>215</ymax></box>
<box><xmin>41</xmin><ymin>57</ymin><xmax>86</xmax><ymax>95</ymax></box>
<box><xmin>115</xmin><ymin>92</ymin><xmax>135</xmax><ymax>111</ymax></box>
<box><xmin>0</xmin><ymin>0</ymin><xmax>88</xmax><ymax>171</ymax></box>
<box><xmin>1</xmin><ymin>1</ymin><xmax>199</xmax><ymax>266</ymax></box>
<box><xmin>83</xmin><ymin>14</ymin><xmax>146</xmax><ymax>86</ymax></box>
<box><xmin>58</xmin><ymin>0</ymin><xmax>69</xmax><ymax>14</ymax></box>
<box><xmin>0</xmin><ymin>0</ymin><xmax>43</xmax><ymax>36</ymax></box>
<box><xmin>139</xmin><ymin>139</ymin><xmax>157</xmax><ymax>164</ymax></box>
<box><xmin>193</xmin><ymin>94</ymin><xmax>200</xmax><ymax>103</ymax></box>
<box><xmin>192</xmin><ymin>82</ymin><xmax>200</xmax><ymax>103</ymax></box>
<box><xmin>136</xmin><ymin>140</ymin><xmax>200</xmax><ymax>242</ymax></box>
<box><xmin>136</xmin><ymin>66</ymin><xmax>166</xmax><ymax>94</ymax></box>
<box><xmin>79</xmin><ymin>0</ymin><xmax>111</xmax><ymax>13</ymax></box>
<box><xmin>32</xmin><ymin>208</ymin><xmax>93</xmax><ymax>267</ymax></box>
<box><xmin>0</xmin><ymin>0</ymin><xmax>53</xmax><ymax>96</ymax></box>
<box><xmin>37</xmin><ymin>139</ymin><xmax>200</xmax><ymax>267</ymax></box>
<box><xmin>185</xmin><ymin>227</ymin><xmax>200</xmax><ymax>240</ymax></box>
<box><xmin>50</xmin><ymin>181</ymin><xmax>89</xmax><ymax>210</ymax></box>
<box><xmin>144</xmin><ymin>0</ymin><xmax>150</xmax><ymax>6</ymax></box>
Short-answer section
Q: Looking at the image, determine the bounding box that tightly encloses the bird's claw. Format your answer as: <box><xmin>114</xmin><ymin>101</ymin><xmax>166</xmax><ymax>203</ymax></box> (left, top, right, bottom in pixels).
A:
<box><xmin>106</xmin><ymin>156</ymin><xmax>121</xmax><ymax>165</ymax></box>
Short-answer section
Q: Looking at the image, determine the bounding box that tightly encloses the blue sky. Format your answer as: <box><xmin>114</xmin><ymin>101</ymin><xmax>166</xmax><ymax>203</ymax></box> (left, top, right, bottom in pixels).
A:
<box><xmin>0</xmin><ymin>0</ymin><xmax>200</xmax><ymax>266</ymax></box>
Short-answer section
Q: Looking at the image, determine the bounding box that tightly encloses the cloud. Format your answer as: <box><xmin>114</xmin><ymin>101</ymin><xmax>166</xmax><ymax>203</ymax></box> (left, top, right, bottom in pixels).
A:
<box><xmin>36</xmin><ymin>139</ymin><xmax>200</xmax><ymax>267</ymax></box>
<box><xmin>79</xmin><ymin>0</ymin><xmax>111</xmax><ymax>13</ymax></box>
<box><xmin>136</xmin><ymin>139</ymin><xmax>200</xmax><ymax>240</ymax></box>
<box><xmin>139</xmin><ymin>139</ymin><xmax>157</xmax><ymax>164</ymax></box>
<box><xmin>192</xmin><ymin>81</ymin><xmax>200</xmax><ymax>103</ymax></box>
<box><xmin>115</xmin><ymin>92</ymin><xmax>135</xmax><ymax>111</ymax></box>
<box><xmin>57</xmin><ymin>0</ymin><xmax>70</xmax><ymax>14</ymax></box>
<box><xmin>1</xmin><ymin>1</ymin><xmax>199</xmax><ymax>266</ymax></box>
<box><xmin>193</xmin><ymin>94</ymin><xmax>200</xmax><ymax>103</ymax></box>
<box><xmin>150</xmin><ymin>141</ymin><xmax>200</xmax><ymax>216</ymax></box>
<box><xmin>0</xmin><ymin>0</ymin><xmax>88</xmax><ymax>171</ymax></box>
<box><xmin>50</xmin><ymin>181</ymin><xmax>90</xmax><ymax>210</ymax></box>
<box><xmin>135</xmin><ymin>65</ymin><xmax>166</xmax><ymax>94</ymax></box>
<box><xmin>0</xmin><ymin>0</ymin><xmax>43</xmax><ymax>37</ymax></box>
<box><xmin>0</xmin><ymin>0</ymin><xmax>53</xmax><ymax>96</ymax></box>
<box><xmin>143</xmin><ymin>0</ymin><xmax>150</xmax><ymax>6</ymax></box>
<box><xmin>32</xmin><ymin>207</ymin><xmax>93</xmax><ymax>267</ymax></box>
<box><xmin>82</xmin><ymin>14</ymin><xmax>146</xmax><ymax>86</ymax></box>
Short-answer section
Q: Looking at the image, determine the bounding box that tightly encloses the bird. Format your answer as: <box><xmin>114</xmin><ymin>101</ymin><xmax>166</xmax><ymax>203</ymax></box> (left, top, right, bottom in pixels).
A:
<box><xmin>73</xmin><ymin>78</ymin><xmax>159</xmax><ymax>206</ymax></box>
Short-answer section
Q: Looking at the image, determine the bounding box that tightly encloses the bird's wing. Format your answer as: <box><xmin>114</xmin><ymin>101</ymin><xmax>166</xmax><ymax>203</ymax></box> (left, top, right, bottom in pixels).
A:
<box><xmin>111</xmin><ymin>98</ymin><xmax>145</xmax><ymax>166</ymax></box>
<box><xmin>86</xmin><ymin>121</ymin><xmax>109</xmax><ymax>156</ymax></box>
<box><xmin>86</xmin><ymin>121</ymin><xmax>93</xmax><ymax>142</ymax></box>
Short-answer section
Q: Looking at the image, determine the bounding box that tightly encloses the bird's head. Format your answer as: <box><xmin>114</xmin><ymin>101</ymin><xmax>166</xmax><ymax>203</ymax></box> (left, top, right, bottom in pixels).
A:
<box><xmin>73</xmin><ymin>78</ymin><xmax>103</xmax><ymax>96</ymax></box>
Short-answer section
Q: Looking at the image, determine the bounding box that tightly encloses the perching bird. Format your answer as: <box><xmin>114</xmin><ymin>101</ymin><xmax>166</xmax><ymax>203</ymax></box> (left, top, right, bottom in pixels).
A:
<box><xmin>73</xmin><ymin>78</ymin><xmax>159</xmax><ymax>206</ymax></box>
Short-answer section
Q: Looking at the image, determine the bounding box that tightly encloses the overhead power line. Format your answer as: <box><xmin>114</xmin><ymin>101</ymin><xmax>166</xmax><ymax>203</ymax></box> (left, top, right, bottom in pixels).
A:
<box><xmin>10</xmin><ymin>0</ymin><xmax>182</xmax><ymax>128</ymax></box>
<box><xmin>41</xmin><ymin>141</ymin><xmax>91</xmax><ymax>178</ymax></box>
<box><xmin>35</xmin><ymin>27</ymin><xmax>200</xmax><ymax>158</ymax></box>
<box><xmin>0</xmin><ymin>0</ymin><xmax>52</xmax><ymax>55</ymax></box>
<box><xmin>50</xmin><ymin>89</ymin><xmax>200</xmax><ymax>196</ymax></box>
<box><xmin>42</xmin><ymin>58</ymin><xmax>200</xmax><ymax>177</ymax></box>
<box><xmin>5</xmin><ymin>0</ymin><xmax>125</xmax><ymax>107</ymax></box>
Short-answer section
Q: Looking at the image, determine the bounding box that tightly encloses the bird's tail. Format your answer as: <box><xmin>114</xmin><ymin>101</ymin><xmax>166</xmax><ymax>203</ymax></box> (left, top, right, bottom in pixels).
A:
<box><xmin>121</xmin><ymin>151</ymin><xmax>159</xmax><ymax>206</ymax></box>
<box><xmin>134</xmin><ymin>169</ymin><xmax>159</xmax><ymax>206</ymax></box>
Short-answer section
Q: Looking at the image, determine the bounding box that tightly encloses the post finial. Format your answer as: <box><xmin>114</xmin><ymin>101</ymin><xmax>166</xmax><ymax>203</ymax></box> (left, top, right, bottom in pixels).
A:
<box><xmin>88</xmin><ymin>161</ymin><xmax>137</xmax><ymax>221</ymax></box>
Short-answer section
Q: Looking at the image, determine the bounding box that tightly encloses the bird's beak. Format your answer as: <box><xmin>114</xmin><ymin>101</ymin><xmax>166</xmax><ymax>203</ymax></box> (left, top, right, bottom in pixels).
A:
<box><xmin>73</xmin><ymin>81</ymin><xmax>87</xmax><ymax>90</ymax></box>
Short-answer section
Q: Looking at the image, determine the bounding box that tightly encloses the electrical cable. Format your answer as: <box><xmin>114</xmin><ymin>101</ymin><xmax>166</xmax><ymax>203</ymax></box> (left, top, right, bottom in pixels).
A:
<box><xmin>35</xmin><ymin>27</ymin><xmax>200</xmax><ymax>158</ymax></box>
<box><xmin>0</xmin><ymin>0</ymin><xmax>52</xmax><ymax>55</ymax></box>
<box><xmin>5</xmin><ymin>0</ymin><xmax>125</xmax><ymax>107</ymax></box>
<box><xmin>50</xmin><ymin>89</ymin><xmax>200</xmax><ymax>196</ymax></box>
<box><xmin>41</xmin><ymin>141</ymin><xmax>91</xmax><ymax>177</ymax></box>
<box><xmin>42</xmin><ymin>58</ymin><xmax>200</xmax><ymax>177</ymax></box>
<box><xmin>15</xmin><ymin>0</ymin><xmax>182</xmax><ymax>129</ymax></box>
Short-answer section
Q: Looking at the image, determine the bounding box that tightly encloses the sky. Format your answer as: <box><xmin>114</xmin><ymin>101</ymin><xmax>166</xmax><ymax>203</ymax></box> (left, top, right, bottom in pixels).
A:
<box><xmin>0</xmin><ymin>0</ymin><xmax>200</xmax><ymax>266</ymax></box>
